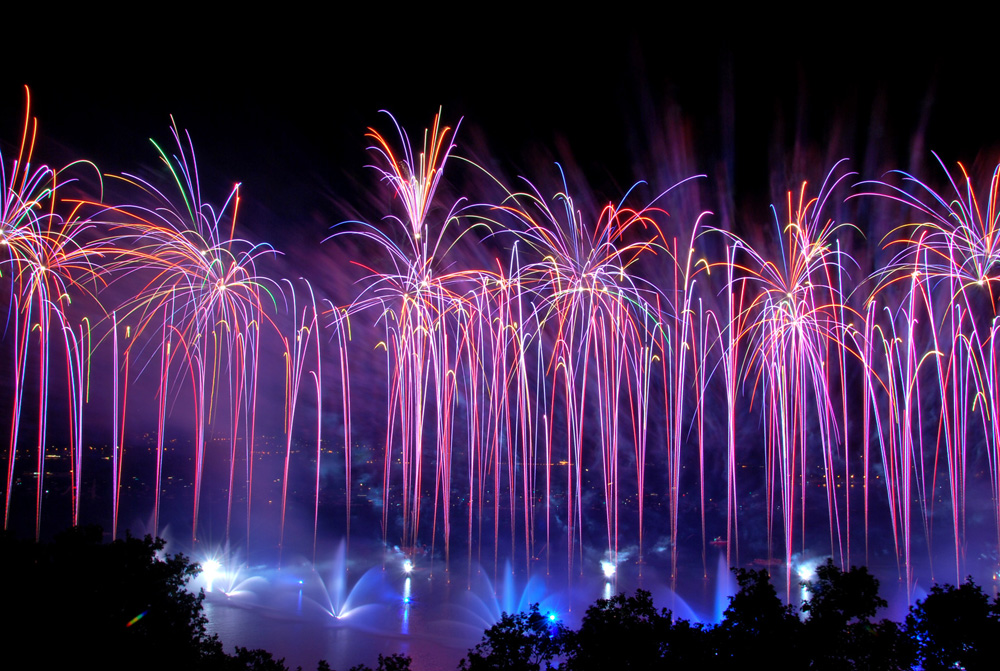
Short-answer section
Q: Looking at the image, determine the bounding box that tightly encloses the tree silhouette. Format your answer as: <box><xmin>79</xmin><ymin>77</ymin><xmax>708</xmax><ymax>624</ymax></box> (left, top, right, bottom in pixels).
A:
<box><xmin>346</xmin><ymin>653</ymin><xmax>412</xmax><ymax>671</ymax></box>
<box><xmin>906</xmin><ymin>578</ymin><xmax>1000</xmax><ymax>671</ymax></box>
<box><xmin>561</xmin><ymin>589</ymin><xmax>677</xmax><ymax>670</ymax></box>
<box><xmin>709</xmin><ymin>568</ymin><xmax>804</xmax><ymax>668</ymax></box>
<box><xmin>459</xmin><ymin>604</ymin><xmax>567</xmax><ymax>671</ymax></box>
<box><xmin>801</xmin><ymin>559</ymin><xmax>913</xmax><ymax>670</ymax></box>
<box><xmin>223</xmin><ymin>647</ymin><xmax>293</xmax><ymax>671</ymax></box>
<box><xmin>1</xmin><ymin>526</ymin><xmax>358</xmax><ymax>671</ymax></box>
<box><xmin>3</xmin><ymin>526</ymin><xmax>223</xmax><ymax>669</ymax></box>
<box><xmin>561</xmin><ymin>589</ymin><xmax>661</xmax><ymax>669</ymax></box>
<box><xmin>802</xmin><ymin>560</ymin><xmax>886</xmax><ymax>626</ymax></box>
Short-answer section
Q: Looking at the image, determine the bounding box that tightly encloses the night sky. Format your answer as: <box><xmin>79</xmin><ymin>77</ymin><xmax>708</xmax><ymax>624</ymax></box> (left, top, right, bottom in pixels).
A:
<box><xmin>7</xmin><ymin>13</ymin><xmax>994</xmax><ymax>235</ymax></box>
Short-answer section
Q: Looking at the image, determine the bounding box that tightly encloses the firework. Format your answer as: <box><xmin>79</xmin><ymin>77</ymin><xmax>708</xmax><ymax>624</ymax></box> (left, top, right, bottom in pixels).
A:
<box><xmin>2</xmin><ymin>102</ymin><xmax>999</xmax><ymax>603</ymax></box>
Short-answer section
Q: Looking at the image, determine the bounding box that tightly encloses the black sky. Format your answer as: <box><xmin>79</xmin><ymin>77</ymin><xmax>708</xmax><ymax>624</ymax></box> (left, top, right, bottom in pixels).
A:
<box><xmin>6</xmin><ymin>13</ymin><xmax>995</xmax><ymax>248</ymax></box>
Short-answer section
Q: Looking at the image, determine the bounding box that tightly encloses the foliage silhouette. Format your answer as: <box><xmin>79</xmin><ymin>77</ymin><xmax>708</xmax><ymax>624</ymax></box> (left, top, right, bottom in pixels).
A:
<box><xmin>1</xmin><ymin>526</ymin><xmax>389</xmax><ymax>671</ymax></box>
<box><xmin>223</xmin><ymin>647</ymin><xmax>293</xmax><ymax>671</ymax></box>
<box><xmin>3</xmin><ymin>525</ymin><xmax>223</xmax><ymax>670</ymax></box>
<box><xmin>346</xmin><ymin>653</ymin><xmax>413</xmax><ymax>671</ymax></box>
<box><xmin>561</xmin><ymin>589</ymin><xmax>675</xmax><ymax>670</ymax></box>
<box><xmin>459</xmin><ymin>603</ymin><xmax>567</xmax><ymax>671</ymax></box>
<box><xmin>906</xmin><ymin>578</ymin><xmax>1000</xmax><ymax>671</ymax></box>
<box><xmin>800</xmin><ymin>559</ymin><xmax>913</xmax><ymax>670</ymax></box>
<box><xmin>709</xmin><ymin>568</ymin><xmax>804</xmax><ymax>667</ymax></box>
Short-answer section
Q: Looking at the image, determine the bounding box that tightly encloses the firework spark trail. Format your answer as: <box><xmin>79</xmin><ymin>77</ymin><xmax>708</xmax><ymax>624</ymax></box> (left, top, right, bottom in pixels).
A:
<box><xmin>425</xmin><ymin>280</ymin><xmax>470</xmax><ymax>571</ymax></box>
<box><xmin>456</xmin><ymin>283</ymin><xmax>485</xmax><ymax>575</ymax></box>
<box><xmin>6</xmin><ymin>192</ymin><xmax>104</xmax><ymax>539</ymax></box>
<box><xmin>514</xmin><ymin>189</ymin><xmax>612</xmax><ymax>576</ymax></box>
<box><xmin>855</xmin><ymin>245</ymin><xmax>943</xmax><ymax>596</ymax></box>
<box><xmin>1</xmin><ymin>88</ymin><xmax>106</xmax><ymax>537</ymax></box>
<box><xmin>880</xmin><ymin>291</ymin><xmax>934</xmax><ymax>595</ymax></box>
<box><xmin>62</xmin><ymin>318</ymin><xmax>90</xmax><ymax>527</ymax></box>
<box><xmin>153</xmin><ymin>313</ymin><xmax>169</xmax><ymax>536</ymax></box>
<box><xmin>855</xmin><ymin>300</ymin><xmax>879</xmax><ymax>567</ymax></box>
<box><xmin>712</xmin><ymin>167</ymin><xmax>857</xmax><ymax>593</ymax></box>
<box><xmin>277</xmin><ymin>279</ymin><xmax>320</xmax><ymax>565</ymax></box>
<box><xmin>110</xmin><ymin>312</ymin><xmax>131</xmax><ymax>539</ymax></box>
<box><xmin>928</xmin><ymin>288</ymin><xmax>975</xmax><ymax>584</ymax></box>
<box><xmin>860</xmin><ymin>158</ymin><xmax>1000</xmax><ymax>584</ymax></box>
<box><xmin>693</xmin><ymin>297</ymin><xmax>710</xmax><ymax>576</ymax></box>
<box><xmin>472</xmin><ymin>264</ymin><xmax>520</xmax><ymax>572</ymax></box>
<box><xmin>0</xmin><ymin>93</ymin><xmax>47</xmax><ymax>269</ymax></box>
<box><xmin>985</xmin><ymin>319</ymin><xmax>1000</xmax><ymax>563</ymax></box>
<box><xmin>834</xmin><ymin>251</ymin><xmax>852</xmax><ymax>566</ymax></box>
<box><xmin>311</xmin><ymin>336</ymin><xmax>323</xmax><ymax>564</ymax></box>
<box><xmin>325</xmin><ymin>303</ymin><xmax>352</xmax><ymax>555</ymax></box>
<box><xmin>100</xmin><ymin>120</ymin><xmax>277</xmax><ymax>543</ymax></box>
<box><xmin>722</xmin><ymin>243</ymin><xmax>751</xmax><ymax>569</ymax></box>
<box><xmin>224</xmin><ymin>316</ymin><xmax>260</xmax><ymax>549</ymax></box>
<box><xmin>331</xmin><ymin>110</ymin><xmax>484</xmax><ymax>564</ymax></box>
<box><xmin>493</xmin><ymin>172</ymin><xmax>707</xmax><ymax>581</ymax></box>
<box><xmin>656</xmin><ymin>217</ymin><xmax>709</xmax><ymax>581</ymax></box>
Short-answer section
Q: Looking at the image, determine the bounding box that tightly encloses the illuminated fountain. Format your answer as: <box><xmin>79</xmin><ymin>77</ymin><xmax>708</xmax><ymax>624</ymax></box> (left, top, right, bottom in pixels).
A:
<box><xmin>307</xmin><ymin>541</ymin><xmax>401</xmax><ymax>626</ymax></box>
